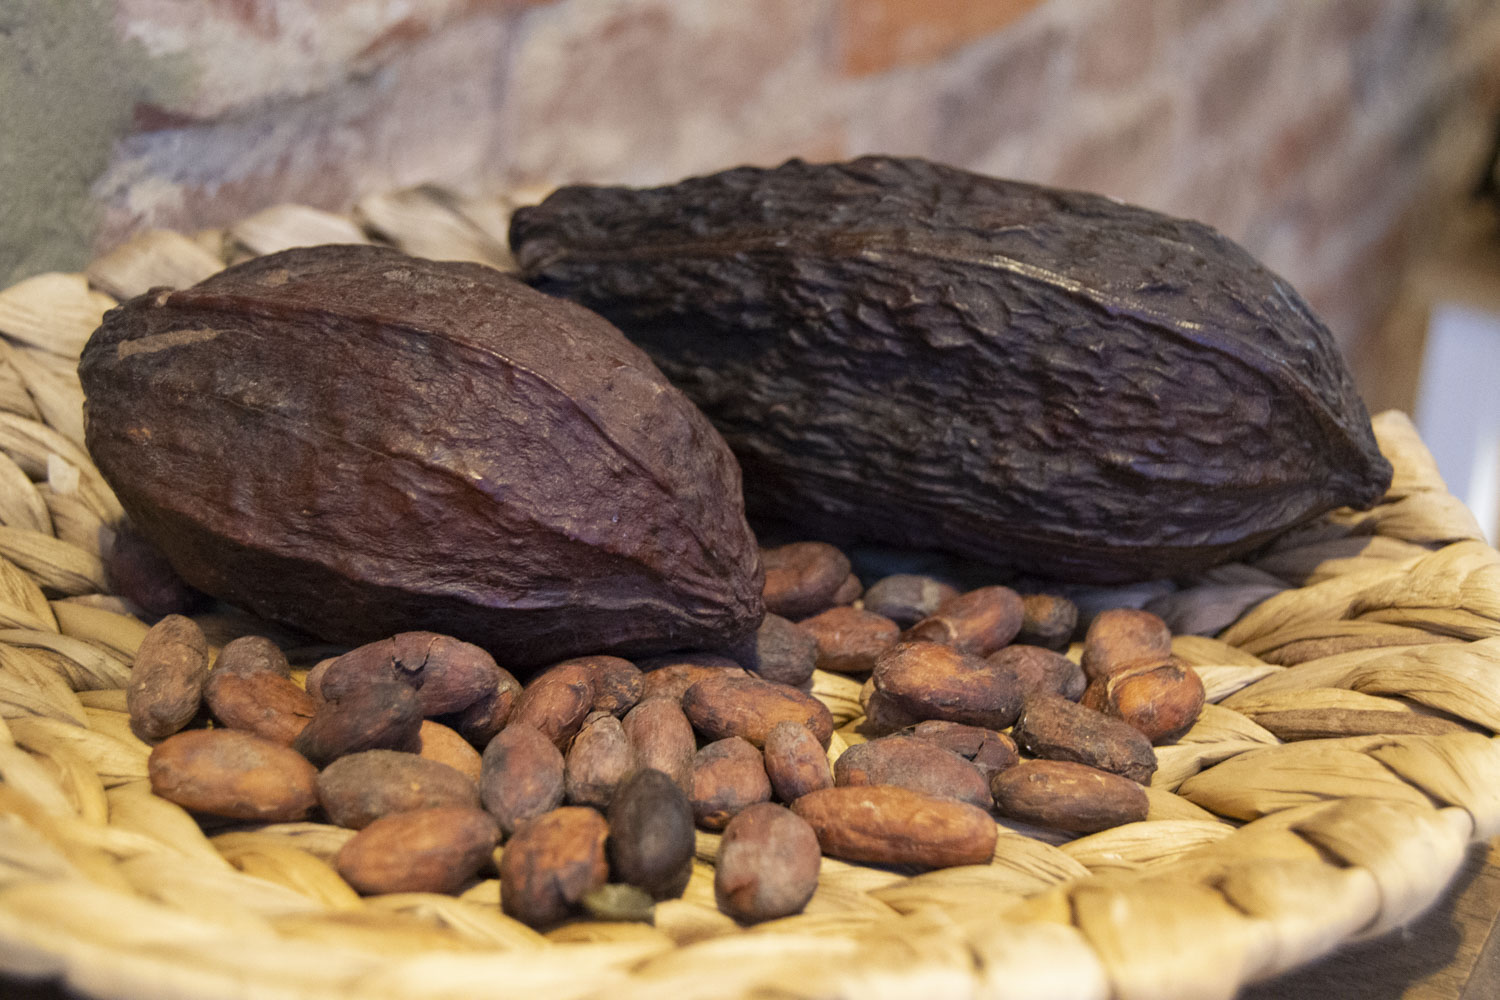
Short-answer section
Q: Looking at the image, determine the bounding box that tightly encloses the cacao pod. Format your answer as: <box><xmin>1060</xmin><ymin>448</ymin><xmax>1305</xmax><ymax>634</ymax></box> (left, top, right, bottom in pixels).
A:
<box><xmin>511</xmin><ymin>156</ymin><xmax>1392</xmax><ymax>582</ymax></box>
<box><xmin>79</xmin><ymin>245</ymin><xmax>763</xmax><ymax>669</ymax></box>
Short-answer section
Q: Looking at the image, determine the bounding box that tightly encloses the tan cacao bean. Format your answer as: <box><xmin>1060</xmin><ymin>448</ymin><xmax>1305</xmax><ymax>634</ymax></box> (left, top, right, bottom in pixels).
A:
<box><xmin>149</xmin><ymin>729</ymin><xmax>317</xmax><ymax>821</ymax></box>
<box><xmin>987</xmin><ymin>645</ymin><xmax>1086</xmax><ymax>702</ymax></box>
<box><xmin>565</xmin><ymin>713</ymin><xmax>637</xmax><ymax>810</ymax></box>
<box><xmin>317</xmin><ymin>749</ymin><xmax>479</xmax><ymax>829</ymax></box>
<box><xmin>901</xmin><ymin>585</ymin><xmax>1023</xmax><ymax>656</ymax></box>
<box><xmin>691</xmin><ymin>737</ymin><xmax>771</xmax><ymax>830</ymax></box>
<box><xmin>127</xmin><ymin>614</ymin><xmax>210</xmax><ymax>742</ymax></box>
<box><xmin>1011</xmin><ymin>695</ymin><xmax>1157</xmax><ymax>784</ymax></box>
<box><xmin>636</xmin><ymin>653</ymin><xmax>746</xmax><ymax>704</ymax></box>
<box><xmin>204</xmin><ymin>669</ymin><xmax>316</xmax><ymax>745</ymax></box>
<box><xmin>479</xmin><ymin>723</ymin><xmax>565</xmax><ymax>836</ymax></box>
<box><xmin>1081</xmin><ymin>608</ymin><xmax>1172</xmax><ymax>681</ymax></box>
<box><xmin>761</xmin><ymin>541</ymin><xmax>851</xmax><ymax>619</ymax></box>
<box><xmin>1080</xmin><ymin>659</ymin><xmax>1205</xmax><ymax>744</ymax></box>
<box><xmin>500</xmin><ymin>806</ymin><xmax>610</xmax><ymax>927</ymax></box>
<box><xmin>833</xmin><ymin>734</ymin><xmax>991</xmax><ymax>810</ymax></box>
<box><xmin>1015</xmin><ymin>593</ymin><xmax>1078</xmax><ymax>651</ymax></box>
<box><xmin>799</xmin><ymin>605</ymin><xmax>900</xmax><ymax>674</ymax></box>
<box><xmin>417</xmin><ymin>719</ymin><xmax>483</xmax><ymax>784</ymax></box>
<box><xmin>621</xmin><ymin>697</ymin><xmax>697</xmax><ymax>795</ymax></box>
<box><xmin>871</xmin><ymin>641</ymin><xmax>1022</xmax><ymax>730</ymax></box>
<box><xmin>336</xmin><ymin>806</ymin><xmax>498</xmax><ymax>895</ymax></box>
<box><xmin>762</xmin><ymin>720</ymin><xmax>834</xmax><ymax>802</ymax></box>
<box><xmin>292</xmin><ymin>678</ymin><xmax>423</xmax><ymax>768</ymax></box>
<box><xmin>990</xmin><ymin>759</ymin><xmax>1148</xmax><ymax>833</ymax></box>
<box><xmin>607</xmin><ymin>768</ymin><xmax>695</xmax><ymax>899</ymax></box>
<box><xmin>715</xmin><ymin>802</ymin><xmax>821</xmax><ymax>923</ymax></box>
<box><xmin>682</xmin><ymin>674</ymin><xmax>833</xmax><ymax>748</ymax></box>
<box><xmin>791</xmin><ymin>785</ymin><xmax>996</xmax><ymax>869</ymax></box>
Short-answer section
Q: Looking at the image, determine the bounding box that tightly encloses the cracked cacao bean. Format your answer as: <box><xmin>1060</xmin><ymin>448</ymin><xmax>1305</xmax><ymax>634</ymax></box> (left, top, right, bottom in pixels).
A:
<box><xmin>637</xmin><ymin>653</ymin><xmax>746</xmax><ymax>704</ymax></box>
<box><xmin>317</xmin><ymin>632</ymin><xmax>509</xmax><ymax>719</ymax></box>
<box><xmin>1081</xmin><ymin>659</ymin><xmax>1205</xmax><ymax>744</ymax></box>
<box><xmin>904</xmin><ymin>720</ymin><xmax>1019</xmax><ymax>781</ymax></box>
<box><xmin>511</xmin><ymin>662</ymin><xmax>595</xmax><ymax>750</ymax></box>
<box><xmin>80</xmin><ymin>244</ymin><xmax>764</xmax><ymax>669</ymax></box>
<box><xmin>902</xmin><ymin>586</ymin><xmax>1024</xmax><ymax>657</ymax></box>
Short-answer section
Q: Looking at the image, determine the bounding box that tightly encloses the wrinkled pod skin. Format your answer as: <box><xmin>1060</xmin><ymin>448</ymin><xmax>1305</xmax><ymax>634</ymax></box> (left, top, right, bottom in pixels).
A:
<box><xmin>511</xmin><ymin>156</ymin><xmax>1392</xmax><ymax>582</ymax></box>
<box><xmin>79</xmin><ymin>245</ymin><xmax>764</xmax><ymax>670</ymax></box>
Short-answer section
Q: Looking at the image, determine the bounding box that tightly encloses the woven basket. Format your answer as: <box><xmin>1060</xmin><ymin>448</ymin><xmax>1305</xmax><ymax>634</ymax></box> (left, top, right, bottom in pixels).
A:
<box><xmin>1</xmin><ymin>190</ymin><xmax>1499</xmax><ymax>1000</ymax></box>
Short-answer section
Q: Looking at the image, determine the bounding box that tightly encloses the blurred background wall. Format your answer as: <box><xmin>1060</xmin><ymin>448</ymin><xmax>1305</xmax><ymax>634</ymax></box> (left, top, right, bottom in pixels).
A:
<box><xmin>5</xmin><ymin>0</ymin><xmax>1500</xmax><ymax>412</ymax></box>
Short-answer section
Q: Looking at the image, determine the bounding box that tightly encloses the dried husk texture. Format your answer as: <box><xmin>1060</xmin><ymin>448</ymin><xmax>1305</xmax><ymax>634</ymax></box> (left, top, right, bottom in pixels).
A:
<box><xmin>77</xmin><ymin>245</ymin><xmax>763</xmax><ymax>670</ymax></box>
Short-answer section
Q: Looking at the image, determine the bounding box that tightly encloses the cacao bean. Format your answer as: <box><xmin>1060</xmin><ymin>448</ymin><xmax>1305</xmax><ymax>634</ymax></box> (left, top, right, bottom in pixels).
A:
<box><xmin>1081</xmin><ymin>608</ymin><xmax>1173</xmax><ymax>682</ymax></box>
<box><xmin>214</xmin><ymin>635</ymin><xmax>292</xmax><ymax>678</ymax></box>
<box><xmin>830</xmin><ymin>573</ymin><xmax>863</xmax><ymax>606</ymax></box>
<box><xmin>905</xmin><ymin>720</ymin><xmax>1019</xmax><ymax>780</ymax></box>
<box><xmin>203</xmin><ymin>668</ymin><xmax>316</xmax><ymax>746</ymax></box>
<box><xmin>149</xmin><ymin>729</ymin><xmax>316</xmax><ymax>821</ymax></box>
<box><xmin>80</xmin><ymin>244</ymin><xmax>765</xmax><ymax>669</ymax></box>
<box><xmin>682</xmin><ymin>674</ymin><xmax>833</xmax><ymax>748</ymax></box>
<box><xmin>987</xmin><ymin>645</ymin><xmax>1086</xmax><ymax>702</ymax></box>
<box><xmin>442</xmin><ymin>677</ymin><xmax>521</xmax><ymax>747</ymax></box>
<box><xmin>861</xmin><ymin>574</ymin><xmax>959</xmax><ymax>629</ymax></box>
<box><xmin>871</xmin><ymin>641</ymin><xmax>1022</xmax><ymax>730</ymax></box>
<box><xmin>542</xmin><ymin>655</ymin><xmax>644</xmax><ymax>717</ymax></box>
<box><xmin>798</xmin><ymin>605</ymin><xmax>900</xmax><ymax>674</ymax></box>
<box><xmin>990</xmin><ymin>759</ymin><xmax>1149</xmax><ymax>833</ymax></box>
<box><xmin>735</xmin><ymin>613</ymin><xmax>816</xmax><ymax>686</ymax></box>
<box><xmin>501</xmin><ymin>806</ymin><xmax>610</xmax><ymax>927</ymax></box>
<box><xmin>336</xmin><ymin>806</ymin><xmax>498</xmax><ymax>895</ymax></box>
<box><xmin>607</xmin><ymin>768</ymin><xmax>695</xmax><ymax>899</ymax></box>
<box><xmin>621</xmin><ymin>697</ymin><xmax>696</xmax><ymax>795</ymax></box>
<box><xmin>127</xmin><ymin>614</ymin><xmax>209</xmax><ymax>742</ymax></box>
<box><xmin>791</xmin><ymin>785</ymin><xmax>996</xmax><ymax>869</ymax></box>
<box><xmin>511</xmin><ymin>663</ymin><xmax>594</xmax><ymax>750</ymax></box>
<box><xmin>691</xmin><ymin>737</ymin><xmax>771</xmax><ymax>830</ymax></box>
<box><xmin>1016</xmin><ymin>594</ymin><xmax>1078</xmax><ymax>651</ymax></box>
<box><xmin>317</xmin><ymin>749</ymin><xmax>479</xmax><ymax>829</ymax></box>
<box><xmin>318</xmin><ymin>631</ymin><xmax>507</xmax><ymax>718</ymax></box>
<box><xmin>902</xmin><ymin>586</ymin><xmax>1023</xmax><ymax>657</ymax></box>
<box><xmin>1081</xmin><ymin>659</ymin><xmax>1205</xmax><ymax>744</ymax></box>
<box><xmin>714</xmin><ymin>803</ymin><xmax>821</xmax><ymax>923</ymax></box>
<box><xmin>1011</xmin><ymin>695</ymin><xmax>1157</xmax><ymax>784</ymax></box>
<box><xmin>511</xmin><ymin>156</ymin><xmax>1391</xmax><ymax>582</ymax></box>
<box><xmin>833</xmin><ymin>734</ymin><xmax>991</xmax><ymax>810</ymax></box>
<box><xmin>292</xmin><ymin>678</ymin><xmax>422</xmax><ymax>768</ymax></box>
<box><xmin>762</xmin><ymin>719</ymin><xmax>834</xmax><ymax>803</ymax></box>
<box><xmin>417</xmin><ymin>719</ymin><xmax>483</xmax><ymax>784</ymax></box>
<box><xmin>105</xmin><ymin>524</ymin><xmax>202</xmax><ymax>617</ymax></box>
<box><xmin>565</xmin><ymin>713</ymin><xmax>637</xmax><ymax>810</ymax></box>
<box><xmin>760</xmin><ymin>541</ymin><xmax>851</xmax><ymax>619</ymax></box>
<box><xmin>479</xmin><ymin>723</ymin><xmax>564</xmax><ymax>836</ymax></box>
<box><xmin>636</xmin><ymin>653</ymin><xmax>746</xmax><ymax>704</ymax></box>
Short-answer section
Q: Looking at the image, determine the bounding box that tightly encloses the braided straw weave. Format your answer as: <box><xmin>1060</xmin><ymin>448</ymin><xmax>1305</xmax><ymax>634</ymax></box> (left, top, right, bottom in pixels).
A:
<box><xmin>1</xmin><ymin>191</ymin><xmax>1499</xmax><ymax>1000</ymax></box>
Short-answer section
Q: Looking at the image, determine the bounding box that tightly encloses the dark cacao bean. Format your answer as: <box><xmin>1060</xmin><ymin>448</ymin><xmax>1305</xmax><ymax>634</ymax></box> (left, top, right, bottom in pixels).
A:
<box><xmin>862</xmin><ymin>574</ymin><xmax>959</xmax><ymax>629</ymax></box>
<box><xmin>1011</xmin><ymin>695</ymin><xmax>1157</xmax><ymax>784</ymax></box>
<box><xmin>736</xmin><ymin>613</ymin><xmax>816</xmax><ymax>686</ymax></box>
<box><xmin>607</xmin><ymin>768</ymin><xmax>695</xmax><ymax>900</ymax></box>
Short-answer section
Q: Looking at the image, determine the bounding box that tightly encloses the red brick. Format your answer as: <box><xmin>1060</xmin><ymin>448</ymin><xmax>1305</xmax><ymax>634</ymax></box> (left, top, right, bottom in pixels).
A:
<box><xmin>837</xmin><ymin>0</ymin><xmax>1046</xmax><ymax>76</ymax></box>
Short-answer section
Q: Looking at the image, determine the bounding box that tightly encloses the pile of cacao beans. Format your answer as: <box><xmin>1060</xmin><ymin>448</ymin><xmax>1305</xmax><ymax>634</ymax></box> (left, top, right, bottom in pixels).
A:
<box><xmin>133</xmin><ymin>538</ymin><xmax>1203</xmax><ymax>929</ymax></box>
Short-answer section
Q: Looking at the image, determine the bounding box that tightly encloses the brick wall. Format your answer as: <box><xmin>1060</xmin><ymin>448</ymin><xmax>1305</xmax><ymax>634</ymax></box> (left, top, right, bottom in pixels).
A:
<box><xmin>11</xmin><ymin>0</ymin><xmax>1500</xmax><ymax>397</ymax></box>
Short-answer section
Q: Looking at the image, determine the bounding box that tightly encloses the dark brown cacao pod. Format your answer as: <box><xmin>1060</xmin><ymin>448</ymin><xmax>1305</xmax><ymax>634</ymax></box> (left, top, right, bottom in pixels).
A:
<box><xmin>78</xmin><ymin>245</ymin><xmax>763</xmax><ymax>669</ymax></box>
<box><xmin>511</xmin><ymin>156</ymin><xmax>1392</xmax><ymax>582</ymax></box>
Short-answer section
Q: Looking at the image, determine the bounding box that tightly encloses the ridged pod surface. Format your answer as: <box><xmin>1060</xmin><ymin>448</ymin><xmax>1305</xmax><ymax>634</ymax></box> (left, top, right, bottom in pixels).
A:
<box><xmin>79</xmin><ymin>245</ymin><xmax>763</xmax><ymax>669</ymax></box>
<box><xmin>511</xmin><ymin>156</ymin><xmax>1392</xmax><ymax>582</ymax></box>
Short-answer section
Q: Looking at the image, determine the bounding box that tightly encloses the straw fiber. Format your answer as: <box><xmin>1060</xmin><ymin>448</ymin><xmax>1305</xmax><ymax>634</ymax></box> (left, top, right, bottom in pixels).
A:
<box><xmin>0</xmin><ymin>189</ymin><xmax>1497</xmax><ymax>1000</ymax></box>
